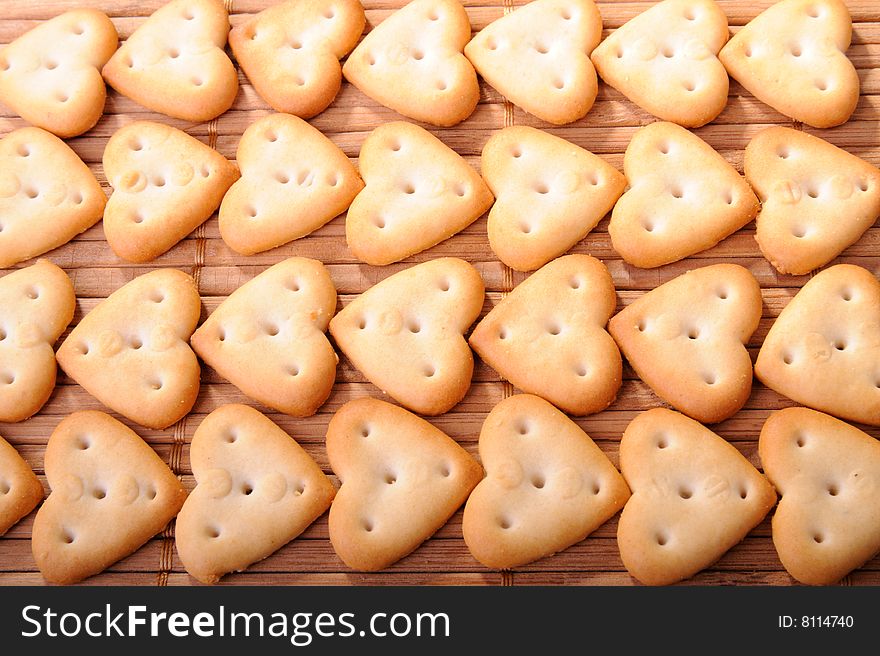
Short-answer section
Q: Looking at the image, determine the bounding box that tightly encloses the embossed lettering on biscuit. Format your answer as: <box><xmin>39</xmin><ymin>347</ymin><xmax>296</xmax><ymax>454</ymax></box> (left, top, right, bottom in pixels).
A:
<box><xmin>609</xmin><ymin>122</ymin><xmax>760</xmax><ymax>268</ymax></box>
<box><xmin>230</xmin><ymin>0</ymin><xmax>364</xmax><ymax>118</ymax></box>
<box><xmin>465</xmin><ymin>0</ymin><xmax>603</xmax><ymax>125</ymax></box>
<box><xmin>103</xmin><ymin>121</ymin><xmax>239</xmax><ymax>263</ymax></box>
<box><xmin>482</xmin><ymin>126</ymin><xmax>625</xmax><ymax>272</ymax></box>
<box><xmin>56</xmin><ymin>269</ymin><xmax>201</xmax><ymax>429</ymax></box>
<box><xmin>191</xmin><ymin>258</ymin><xmax>339</xmax><ymax>417</ymax></box>
<box><xmin>618</xmin><ymin>408</ymin><xmax>776</xmax><ymax>585</ymax></box>
<box><xmin>719</xmin><ymin>0</ymin><xmax>858</xmax><ymax>128</ymax></box>
<box><xmin>176</xmin><ymin>404</ymin><xmax>335</xmax><ymax>583</ymax></box>
<box><xmin>329</xmin><ymin>258</ymin><xmax>484</xmax><ymax>416</ymax></box>
<box><xmin>469</xmin><ymin>255</ymin><xmax>621</xmax><ymax>416</ymax></box>
<box><xmin>343</xmin><ymin>0</ymin><xmax>479</xmax><ymax>126</ymax></box>
<box><xmin>31</xmin><ymin>411</ymin><xmax>187</xmax><ymax>585</ymax></box>
<box><xmin>759</xmin><ymin>407</ymin><xmax>880</xmax><ymax>585</ymax></box>
<box><xmin>219</xmin><ymin>114</ymin><xmax>363</xmax><ymax>255</ymax></box>
<box><xmin>0</xmin><ymin>128</ymin><xmax>106</xmax><ymax>268</ymax></box>
<box><xmin>0</xmin><ymin>260</ymin><xmax>75</xmax><ymax>422</ymax></box>
<box><xmin>326</xmin><ymin>398</ymin><xmax>483</xmax><ymax>571</ymax></box>
<box><xmin>463</xmin><ymin>394</ymin><xmax>629</xmax><ymax>568</ymax></box>
<box><xmin>591</xmin><ymin>0</ymin><xmax>729</xmax><ymax>127</ymax></box>
<box><xmin>609</xmin><ymin>263</ymin><xmax>761</xmax><ymax>424</ymax></box>
<box><xmin>346</xmin><ymin>122</ymin><xmax>493</xmax><ymax>266</ymax></box>
<box><xmin>0</xmin><ymin>9</ymin><xmax>117</xmax><ymax>137</ymax></box>
<box><xmin>745</xmin><ymin>127</ymin><xmax>880</xmax><ymax>275</ymax></box>
<box><xmin>102</xmin><ymin>0</ymin><xmax>238</xmax><ymax>122</ymax></box>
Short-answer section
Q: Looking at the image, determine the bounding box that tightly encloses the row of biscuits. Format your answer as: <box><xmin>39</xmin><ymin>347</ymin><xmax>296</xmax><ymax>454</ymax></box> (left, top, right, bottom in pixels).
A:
<box><xmin>4</xmin><ymin>116</ymin><xmax>878</xmax><ymax>276</ymax></box>
<box><xmin>3</xmin><ymin>252</ymin><xmax>880</xmax><ymax>444</ymax></box>
<box><xmin>0</xmin><ymin>0</ymin><xmax>861</xmax><ymax>135</ymax></box>
<box><xmin>3</xmin><ymin>389</ymin><xmax>879</xmax><ymax>587</ymax></box>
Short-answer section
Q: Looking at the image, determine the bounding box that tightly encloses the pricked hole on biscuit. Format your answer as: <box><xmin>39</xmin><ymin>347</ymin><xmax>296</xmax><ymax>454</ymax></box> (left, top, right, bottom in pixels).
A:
<box><xmin>0</xmin><ymin>480</ymin><xmax>9</xmax><ymax>495</ymax></box>
<box><xmin>92</xmin><ymin>487</ymin><xmax>107</xmax><ymax>500</ymax></box>
<box><xmin>323</xmin><ymin>7</ymin><xmax>335</xmax><ymax>18</ymax></box>
<box><xmin>428</xmin><ymin>9</ymin><xmax>440</xmax><ymax>20</ymax></box>
<box><xmin>412</xmin><ymin>48</ymin><xmax>425</xmax><ymax>61</ymax></box>
<box><xmin>519</xmin><ymin>221</ymin><xmax>533</xmax><ymax>234</ymax></box>
<box><xmin>858</xmin><ymin>178</ymin><xmax>870</xmax><ymax>192</ymax></box>
<box><xmin>294</xmin><ymin>482</ymin><xmax>305</xmax><ymax>496</ymax></box>
<box><xmin>148</xmin><ymin>378</ymin><xmax>163</xmax><ymax>391</ymax></box>
<box><xmin>656</xmin><ymin>433</ymin><xmax>669</xmax><ymax>449</ymax></box>
<box><xmin>658</xmin><ymin>141</ymin><xmax>670</xmax><ymax>155</ymax></box>
<box><xmin>487</xmin><ymin>36</ymin><xmax>498</xmax><ymax>51</ymax></box>
<box><xmin>16</xmin><ymin>144</ymin><xmax>29</xmax><ymax>157</ymax></box>
<box><xmin>498</xmin><ymin>326</ymin><xmax>509</xmax><ymax>340</ymax></box>
<box><xmin>56</xmin><ymin>91</ymin><xmax>70</xmax><ymax>103</ymax></box>
<box><xmin>615</xmin><ymin>47</ymin><xmax>623</xmax><ymax>59</ymax></box>
<box><xmin>569</xmin><ymin>277</ymin><xmax>581</xmax><ymax>290</ymax></box>
<box><xmin>453</xmin><ymin>182</ymin><xmax>467</xmax><ymax>197</ymax></box>
<box><xmin>439</xmin><ymin>279</ymin><xmax>451</xmax><ymax>292</ymax></box>
<box><xmin>531</xmin><ymin>473</ymin><xmax>546</xmax><ymax>489</ymax></box>
<box><xmin>402</xmin><ymin>182</ymin><xmax>416</xmax><ymax>195</ymax></box>
<box><xmin>516</xmin><ymin>420</ymin><xmax>530</xmax><ymax>436</ymax></box>
<box><xmin>687</xmin><ymin>326</ymin><xmax>699</xmax><ymax>340</ymax></box>
<box><xmin>288</xmin><ymin>364</ymin><xmax>300</xmax><ymax>377</ymax></box>
<box><xmin>192</xmin><ymin>77</ymin><xmax>204</xmax><ymax>87</ymax></box>
<box><xmin>684</xmin><ymin>7</ymin><xmax>696</xmax><ymax>20</ymax></box>
<box><xmin>834</xmin><ymin>339</ymin><xmax>847</xmax><ymax>351</ymax></box>
<box><xmin>25</xmin><ymin>286</ymin><xmax>39</xmax><ymax>300</ymax></box>
<box><xmin>546</xmin><ymin>321</ymin><xmax>562</xmax><ymax>336</ymax></box>
<box><xmin>793</xmin><ymin>223</ymin><xmax>809</xmax><ymax>236</ymax></box>
<box><xmin>366</xmin><ymin>53</ymin><xmax>376</xmax><ymax>66</ymax></box>
<box><xmin>841</xmin><ymin>288</ymin><xmax>853</xmax><ymax>301</ymax></box>
<box><xmin>641</xmin><ymin>217</ymin><xmax>655</xmax><ymax>233</ymax></box>
<box><xmin>591</xmin><ymin>482</ymin><xmax>601</xmax><ymax>495</ymax></box>
<box><xmin>575</xmin><ymin>364</ymin><xmax>588</xmax><ymax>377</ymax></box>
<box><xmin>362</xmin><ymin>519</ymin><xmax>374</xmax><ymax>532</ymax></box>
<box><xmin>795</xmin><ymin>433</ymin><xmax>806</xmax><ymax>448</ymax></box>
<box><xmin>406</xmin><ymin>319</ymin><xmax>421</xmax><ymax>334</ymax></box>
<box><xmin>25</xmin><ymin>187</ymin><xmax>39</xmax><ymax>199</ymax></box>
<box><xmin>76</xmin><ymin>435</ymin><xmax>91</xmax><ymax>450</ymax></box>
<box><xmin>552</xmin><ymin>78</ymin><xmax>565</xmax><ymax>90</ymax></box>
<box><xmin>153</xmin><ymin>175</ymin><xmax>166</xmax><ymax>188</ymax></box>
<box><xmin>738</xmin><ymin>486</ymin><xmax>748</xmax><ymax>499</ymax></box>
<box><xmin>357</xmin><ymin>317</ymin><xmax>367</xmax><ymax>329</ymax></box>
<box><xmin>790</xmin><ymin>43</ymin><xmax>803</xmax><ymax>57</ymax></box>
<box><xmin>144</xmin><ymin>486</ymin><xmax>157</xmax><ymax>500</ymax></box>
<box><xmin>815</xmin><ymin>79</ymin><xmax>828</xmax><ymax>91</ymax></box>
<box><xmin>0</xmin><ymin>58</ymin><xmax>9</xmax><ymax>71</ymax></box>
<box><xmin>207</xmin><ymin>526</ymin><xmax>221</xmax><ymax>539</ymax></box>
<box><xmin>149</xmin><ymin>290</ymin><xmax>165</xmax><ymax>303</ymax></box>
<box><xmin>670</xmin><ymin>185</ymin><xmax>684</xmax><ymax>199</ymax></box>
<box><xmin>46</xmin><ymin>59</ymin><xmax>60</xmax><ymax>70</ymax></box>
<box><xmin>130</xmin><ymin>336</ymin><xmax>143</xmax><ymax>350</ymax></box>
<box><xmin>440</xmin><ymin>463</ymin><xmax>451</xmax><ymax>477</ymax></box>
<box><xmin>287</xmin><ymin>279</ymin><xmax>301</xmax><ymax>292</ymax></box>
<box><xmin>62</xmin><ymin>529</ymin><xmax>76</xmax><ymax>545</ymax></box>
<box><xmin>290</xmin><ymin>39</ymin><xmax>303</xmax><ymax>50</ymax></box>
<box><xmin>436</xmin><ymin>80</ymin><xmax>448</xmax><ymax>91</ymax></box>
<box><xmin>807</xmin><ymin>5</ymin><xmax>821</xmax><ymax>18</ymax></box>
<box><xmin>0</xmin><ymin>372</ymin><xmax>14</xmax><ymax>385</ymax></box>
<box><xmin>702</xmin><ymin>372</ymin><xmax>716</xmax><ymax>385</ymax></box>
<box><xmin>678</xmin><ymin>486</ymin><xmax>693</xmax><ymax>500</ymax></box>
<box><xmin>782</xmin><ymin>351</ymin><xmax>794</xmax><ymax>365</ymax></box>
<box><xmin>360</xmin><ymin>425</ymin><xmax>371</xmax><ymax>438</ymax></box>
<box><xmin>168</xmin><ymin>47</ymin><xmax>180</xmax><ymax>59</ymax></box>
<box><xmin>225</xmin><ymin>429</ymin><xmax>238</xmax><ymax>444</ymax></box>
<box><xmin>389</xmin><ymin>139</ymin><xmax>402</xmax><ymax>152</ymax></box>
<box><xmin>275</xmin><ymin>171</ymin><xmax>291</xmax><ymax>184</ymax></box>
<box><xmin>498</xmin><ymin>516</ymin><xmax>513</xmax><ymax>530</ymax></box>
<box><xmin>385</xmin><ymin>472</ymin><xmax>397</xmax><ymax>485</ymax></box>
<box><xmin>534</xmin><ymin>182</ymin><xmax>549</xmax><ymax>194</ymax></box>
<box><xmin>661</xmin><ymin>45</ymin><xmax>675</xmax><ymax>58</ymax></box>
<box><xmin>77</xmin><ymin>342</ymin><xmax>90</xmax><ymax>355</ymax></box>
<box><xmin>327</xmin><ymin>172</ymin><xmax>340</xmax><ymax>187</ymax></box>
<box><xmin>246</xmin><ymin>205</ymin><xmax>258</xmax><ymax>219</ymax></box>
<box><xmin>73</xmin><ymin>23</ymin><xmax>85</xmax><ymax>35</ymax></box>
<box><xmin>423</xmin><ymin>364</ymin><xmax>436</xmax><ymax>378</ymax></box>
<box><xmin>827</xmin><ymin>484</ymin><xmax>839</xmax><ymax>496</ymax></box>
<box><xmin>534</xmin><ymin>42</ymin><xmax>549</xmax><ymax>54</ymax></box>
<box><xmin>242</xmin><ymin>483</ymin><xmax>254</xmax><ymax>496</ymax></box>
<box><xmin>636</xmin><ymin>319</ymin><xmax>647</xmax><ymax>332</ymax></box>
<box><xmin>72</xmin><ymin>191</ymin><xmax>84</xmax><ymax>205</ymax></box>
<box><xmin>263</xmin><ymin>322</ymin><xmax>280</xmax><ymax>337</ymax></box>
<box><xmin>717</xmin><ymin>288</ymin><xmax>729</xmax><ymax>300</ymax></box>
<box><xmin>813</xmin><ymin>533</ymin><xmax>824</xmax><ymax>544</ymax></box>
<box><xmin>723</xmin><ymin>190</ymin><xmax>734</xmax><ymax>205</ymax></box>
<box><xmin>588</xmin><ymin>172</ymin><xmax>599</xmax><ymax>186</ymax></box>
<box><xmin>683</xmin><ymin>81</ymin><xmax>696</xmax><ymax>92</ymax></box>
<box><xmin>0</xmin><ymin>328</ymin><xmax>5</xmax><ymax>341</ymax></box>
<box><xmin>293</xmin><ymin>75</ymin><xmax>306</xmax><ymax>87</ymax></box>
<box><xmin>656</xmin><ymin>532</ymin><xmax>669</xmax><ymax>546</ymax></box>
<box><xmin>266</xmin><ymin>130</ymin><xmax>278</xmax><ymax>143</ymax></box>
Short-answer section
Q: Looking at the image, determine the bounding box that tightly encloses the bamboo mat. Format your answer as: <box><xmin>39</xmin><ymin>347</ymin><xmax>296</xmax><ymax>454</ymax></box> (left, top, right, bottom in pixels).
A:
<box><xmin>2</xmin><ymin>0</ymin><xmax>880</xmax><ymax>587</ymax></box>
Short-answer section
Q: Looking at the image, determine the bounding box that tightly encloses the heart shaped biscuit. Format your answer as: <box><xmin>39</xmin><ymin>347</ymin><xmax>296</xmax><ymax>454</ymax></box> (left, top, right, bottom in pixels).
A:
<box><xmin>32</xmin><ymin>411</ymin><xmax>187</xmax><ymax>585</ymax></box>
<box><xmin>618</xmin><ymin>408</ymin><xmax>776</xmax><ymax>585</ymax></box>
<box><xmin>463</xmin><ymin>394</ymin><xmax>630</xmax><ymax>569</ymax></box>
<box><xmin>591</xmin><ymin>0</ymin><xmax>730</xmax><ymax>127</ymax></box>
<box><xmin>191</xmin><ymin>258</ymin><xmax>338</xmax><ymax>417</ymax></box>
<box><xmin>327</xmin><ymin>397</ymin><xmax>483</xmax><ymax>571</ymax></box>
<box><xmin>102</xmin><ymin>0</ymin><xmax>238</xmax><ymax>122</ymax></box>
<box><xmin>0</xmin><ymin>128</ymin><xmax>106</xmax><ymax>268</ymax></box>
<box><xmin>746</xmin><ymin>127</ymin><xmax>880</xmax><ymax>275</ymax></box>
<box><xmin>0</xmin><ymin>9</ymin><xmax>118</xmax><ymax>137</ymax></box>
<box><xmin>718</xmin><ymin>0</ymin><xmax>858</xmax><ymax>128</ymax></box>
<box><xmin>219</xmin><ymin>113</ymin><xmax>363</xmax><ymax>255</ymax></box>
<box><xmin>56</xmin><ymin>269</ymin><xmax>201</xmax><ymax>429</ymax></box>
<box><xmin>229</xmin><ymin>0</ymin><xmax>365</xmax><ymax>118</ymax></box>
<box><xmin>609</xmin><ymin>122</ymin><xmax>760</xmax><ymax>268</ymax></box>
<box><xmin>176</xmin><ymin>404</ymin><xmax>336</xmax><ymax>584</ymax></box>
<box><xmin>346</xmin><ymin>121</ymin><xmax>493</xmax><ymax>265</ymax></box>
<box><xmin>755</xmin><ymin>264</ymin><xmax>880</xmax><ymax>426</ymax></box>
<box><xmin>482</xmin><ymin>126</ymin><xmax>626</xmax><ymax>272</ymax></box>
<box><xmin>343</xmin><ymin>0</ymin><xmax>479</xmax><ymax>126</ymax></box>
<box><xmin>760</xmin><ymin>407</ymin><xmax>880</xmax><ymax>585</ymax></box>
<box><xmin>329</xmin><ymin>258</ymin><xmax>484</xmax><ymax>415</ymax></box>
<box><xmin>465</xmin><ymin>0</ymin><xmax>602</xmax><ymax>125</ymax></box>
<box><xmin>0</xmin><ymin>435</ymin><xmax>43</xmax><ymax>537</ymax></box>
<box><xmin>0</xmin><ymin>260</ymin><xmax>75</xmax><ymax>423</ymax></box>
<box><xmin>609</xmin><ymin>264</ymin><xmax>761</xmax><ymax>424</ymax></box>
<box><xmin>103</xmin><ymin>121</ymin><xmax>239</xmax><ymax>263</ymax></box>
<box><xmin>469</xmin><ymin>255</ymin><xmax>621</xmax><ymax>416</ymax></box>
